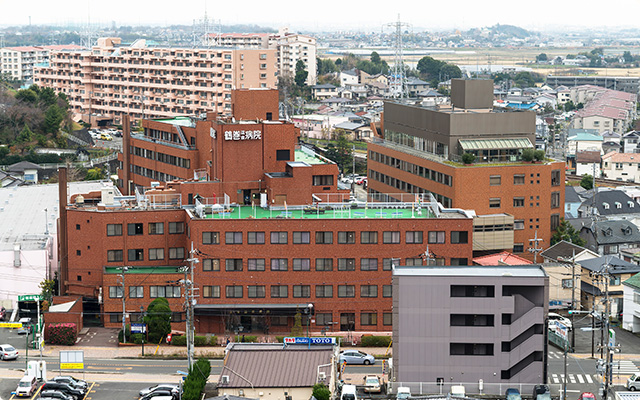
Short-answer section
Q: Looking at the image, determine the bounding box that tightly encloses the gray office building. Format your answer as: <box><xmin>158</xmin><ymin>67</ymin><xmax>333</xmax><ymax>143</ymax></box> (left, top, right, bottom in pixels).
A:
<box><xmin>392</xmin><ymin>265</ymin><xmax>549</xmax><ymax>390</ymax></box>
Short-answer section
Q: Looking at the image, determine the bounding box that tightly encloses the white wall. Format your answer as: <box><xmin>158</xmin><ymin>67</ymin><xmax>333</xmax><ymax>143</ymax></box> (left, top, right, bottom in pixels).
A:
<box><xmin>622</xmin><ymin>285</ymin><xmax>640</xmax><ymax>333</ymax></box>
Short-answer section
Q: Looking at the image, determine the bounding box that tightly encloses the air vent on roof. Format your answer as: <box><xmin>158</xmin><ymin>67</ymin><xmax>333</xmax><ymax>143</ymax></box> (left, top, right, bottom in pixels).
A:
<box><xmin>629</xmin><ymin>201</ymin><xmax>635</xmax><ymax>208</ymax></box>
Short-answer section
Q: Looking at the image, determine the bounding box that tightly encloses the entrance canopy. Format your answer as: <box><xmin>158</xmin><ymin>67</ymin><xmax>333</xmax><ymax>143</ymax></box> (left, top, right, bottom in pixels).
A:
<box><xmin>459</xmin><ymin>138</ymin><xmax>533</xmax><ymax>151</ymax></box>
<box><xmin>194</xmin><ymin>303</ymin><xmax>311</xmax><ymax>316</ymax></box>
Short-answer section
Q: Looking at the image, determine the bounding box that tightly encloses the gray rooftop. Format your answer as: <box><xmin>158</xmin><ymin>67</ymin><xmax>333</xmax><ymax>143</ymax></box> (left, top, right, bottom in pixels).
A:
<box><xmin>578</xmin><ymin>255</ymin><xmax>640</xmax><ymax>275</ymax></box>
<box><xmin>541</xmin><ymin>240</ymin><xmax>591</xmax><ymax>261</ymax></box>
<box><xmin>394</xmin><ymin>265</ymin><xmax>547</xmax><ymax>277</ymax></box>
<box><xmin>582</xmin><ymin>220</ymin><xmax>640</xmax><ymax>245</ymax></box>
<box><xmin>0</xmin><ymin>181</ymin><xmax>115</xmax><ymax>251</ymax></box>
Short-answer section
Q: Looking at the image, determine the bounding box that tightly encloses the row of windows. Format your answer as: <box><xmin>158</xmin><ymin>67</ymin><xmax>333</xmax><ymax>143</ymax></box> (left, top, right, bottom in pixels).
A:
<box><xmin>130</xmin><ymin>164</ymin><xmax>180</xmax><ymax>183</ymax></box>
<box><xmin>487</xmin><ymin>193</ymin><xmax>561</xmax><ymax>209</ymax></box>
<box><xmin>369</xmin><ymin>171</ymin><xmax>453</xmax><ymax>208</ymax></box>
<box><xmin>109</xmin><ymin>311</ymin><xmax>184</xmax><ymax>323</ymax></box>
<box><xmin>107</xmin><ymin>248</ymin><xmax>184</xmax><ymax>262</ymax></box>
<box><xmin>109</xmin><ymin>285</ymin><xmax>181</xmax><ymax>298</ymax></box>
<box><xmin>131</xmin><ymin>146</ymin><xmax>191</xmax><ymax>168</ymax></box>
<box><xmin>202</xmin><ymin>284</ymin><xmax>393</xmax><ymax>299</ymax></box>
<box><xmin>200</xmin><ymin>257</ymin><xmax>469</xmax><ymax>271</ymax></box>
<box><xmin>369</xmin><ymin>150</ymin><xmax>453</xmax><ymax>187</ymax></box>
<box><xmin>107</xmin><ymin>222</ymin><xmax>185</xmax><ymax>236</ymax></box>
<box><xmin>201</xmin><ymin>230</ymin><xmax>467</xmax><ymax>245</ymax></box>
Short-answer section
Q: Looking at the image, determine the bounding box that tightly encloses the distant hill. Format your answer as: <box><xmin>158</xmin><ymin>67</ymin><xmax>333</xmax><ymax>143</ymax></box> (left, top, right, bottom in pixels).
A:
<box><xmin>489</xmin><ymin>24</ymin><xmax>535</xmax><ymax>38</ymax></box>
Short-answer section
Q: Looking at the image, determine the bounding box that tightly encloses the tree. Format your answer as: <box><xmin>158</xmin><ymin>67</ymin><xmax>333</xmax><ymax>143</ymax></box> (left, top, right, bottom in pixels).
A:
<box><xmin>312</xmin><ymin>384</ymin><xmax>331</xmax><ymax>400</ymax></box>
<box><xmin>18</xmin><ymin>124</ymin><xmax>33</xmax><ymax>143</ymax></box>
<box><xmin>521</xmin><ymin>148</ymin><xmax>535</xmax><ymax>162</ymax></box>
<box><xmin>564</xmin><ymin>100</ymin><xmax>576</xmax><ymax>112</ymax></box>
<box><xmin>513</xmin><ymin>71</ymin><xmax>536</xmax><ymax>88</ymax></box>
<box><xmin>294</xmin><ymin>60</ymin><xmax>308</xmax><ymax>87</ymax></box>
<box><xmin>536</xmin><ymin>53</ymin><xmax>548</xmax><ymax>62</ymax></box>
<box><xmin>290</xmin><ymin>311</ymin><xmax>303</xmax><ymax>337</ymax></box>
<box><xmin>43</xmin><ymin>104</ymin><xmax>64</xmax><ymax>134</ymax></box>
<box><xmin>623</xmin><ymin>51</ymin><xmax>634</xmax><ymax>64</ymax></box>
<box><xmin>461</xmin><ymin>153</ymin><xmax>476</xmax><ymax>164</ymax></box>
<box><xmin>370</xmin><ymin>51</ymin><xmax>381</xmax><ymax>64</ymax></box>
<box><xmin>38</xmin><ymin>87</ymin><xmax>58</xmax><ymax>108</ymax></box>
<box><xmin>144</xmin><ymin>297</ymin><xmax>172</xmax><ymax>343</ymax></box>
<box><xmin>39</xmin><ymin>278</ymin><xmax>57</xmax><ymax>302</ymax></box>
<box><xmin>85</xmin><ymin>167</ymin><xmax>104</xmax><ymax>181</ymax></box>
<box><xmin>417</xmin><ymin>56</ymin><xmax>446</xmax><ymax>79</ymax></box>
<box><xmin>551</xmin><ymin>219</ymin><xmax>586</xmax><ymax>246</ymax></box>
<box><xmin>439</xmin><ymin>64</ymin><xmax>462</xmax><ymax>80</ymax></box>
<box><xmin>324</xmin><ymin>134</ymin><xmax>353</xmax><ymax>173</ymax></box>
<box><xmin>533</xmin><ymin>149</ymin><xmax>546</xmax><ymax>161</ymax></box>
<box><xmin>580</xmin><ymin>174</ymin><xmax>594</xmax><ymax>190</ymax></box>
<box><xmin>15</xmin><ymin>89</ymin><xmax>37</xmax><ymax>104</ymax></box>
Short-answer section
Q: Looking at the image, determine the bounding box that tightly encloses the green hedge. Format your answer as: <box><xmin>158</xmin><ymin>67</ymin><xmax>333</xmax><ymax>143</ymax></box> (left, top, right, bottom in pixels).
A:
<box><xmin>360</xmin><ymin>336</ymin><xmax>391</xmax><ymax>347</ymax></box>
<box><xmin>208</xmin><ymin>336</ymin><xmax>218</xmax><ymax>346</ymax></box>
<box><xmin>172</xmin><ymin>335</ymin><xmax>187</xmax><ymax>346</ymax></box>
<box><xmin>171</xmin><ymin>335</ymin><xmax>218</xmax><ymax>346</ymax></box>
<box><xmin>194</xmin><ymin>336</ymin><xmax>207</xmax><ymax>347</ymax></box>
<box><xmin>234</xmin><ymin>335</ymin><xmax>257</xmax><ymax>343</ymax></box>
<box><xmin>118</xmin><ymin>325</ymin><xmax>131</xmax><ymax>343</ymax></box>
<box><xmin>131</xmin><ymin>333</ymin><xmax>146</xmax><ymax>344</ymax></box>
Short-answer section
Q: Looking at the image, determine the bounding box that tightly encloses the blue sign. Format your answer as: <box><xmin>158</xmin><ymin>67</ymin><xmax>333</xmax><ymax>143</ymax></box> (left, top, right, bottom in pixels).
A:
<box><xmin>131</xmin><ymin>323</ymin><xmax>146</xmax><ymax>334</ymax></box>
<box><xmin>283</xmin><ymin>337</ymin><xmax>336</xmax><ymax>345</ymax></box>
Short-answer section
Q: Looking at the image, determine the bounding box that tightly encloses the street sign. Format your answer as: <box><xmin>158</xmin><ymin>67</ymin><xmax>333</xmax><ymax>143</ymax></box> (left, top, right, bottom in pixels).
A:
<box><xmin>554</xmin><ymin>321</ymin><xmax>569</xmax><ymax>343</ymax></box>
<box><xmin>131</xmin><ymin>323</ymin><xmax>146</xmax><ymax>334</ymax></box>
<box><xmin>18</xmin><ymin>295</ymin><xmax>42</xmax><ymax>302</ymax></box>
<box><xmin>0</xmin><ymin>322</ymin><xmax>22</xmax><ymax>329</ymax></box>
<box><xmin>60</xmin><ymin>350</ymin><xmax>84</xmax><ymax>370</ymax></box>
<box><xmin>608</xmin><ymin>328</ymin><xmax>615</xmax><ymax>347</ymax></box>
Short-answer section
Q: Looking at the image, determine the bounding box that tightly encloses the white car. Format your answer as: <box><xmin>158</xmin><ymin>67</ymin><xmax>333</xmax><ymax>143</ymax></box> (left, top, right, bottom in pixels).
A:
<box><xmin>0</xmin><ymin>343</ymin><xmax>18</xmax><ymax>360</ymax></box>
<box><xmin>548</xmin><ymin>312</ymin><xmax>572</xmax><ymax>330</ymax></box>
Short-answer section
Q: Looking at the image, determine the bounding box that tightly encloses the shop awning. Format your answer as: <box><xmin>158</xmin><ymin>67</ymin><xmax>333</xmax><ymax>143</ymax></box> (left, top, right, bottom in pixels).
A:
<box><xmin>459</xmin><ymin>138</ymin><xmax>534</xmax><ymax>151</ymax></box>
<box><xmin>194</xmin><ymin>303</ymin><xmax>311</xmax><ymax>316</ymax></box>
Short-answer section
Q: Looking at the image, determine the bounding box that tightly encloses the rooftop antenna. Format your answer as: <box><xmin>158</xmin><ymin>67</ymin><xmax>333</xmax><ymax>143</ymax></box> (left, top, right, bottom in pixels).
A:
<box><xmin>384</xmin><ymin>14</ymin><xmax>411</xmax><ymax>99</ymax></box>
<box><xmin>80</xmin><ymin>1</ymin><xmax>94</xmax><ymax>49</ymax></box>
<box><xmin>193</xmin><ymin>1</ymin><xmax>213</xmax><ymax>48</ymax></box>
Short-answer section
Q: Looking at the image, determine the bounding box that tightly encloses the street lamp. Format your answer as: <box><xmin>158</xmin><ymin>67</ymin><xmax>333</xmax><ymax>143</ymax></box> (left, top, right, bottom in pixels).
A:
<box><xmin>305</xmin><ymin>303</ymin><xmax>314</xmax><ymax>338</ymax></box>
<box><xmin>140</xmin><ymin>306</ymin><xmax>145</xmax><ymax>356</ymax></box>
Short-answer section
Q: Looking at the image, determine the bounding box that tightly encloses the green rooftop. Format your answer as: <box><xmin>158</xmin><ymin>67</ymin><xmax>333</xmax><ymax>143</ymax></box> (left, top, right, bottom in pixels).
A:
<box><xmin>105</xmin><ymin>266</ymin><xmax>184</xmax><ymax>274</ymax></box>
<box><xmin>623</xmin><ymin>272</ymin><xmax>640</xmax><ymax>290</ymax></box>
<box><xmin>204</xmin><ymin>204</ymin><xmax>436</xmax><ymax>219</ymax></box>
<box><xmin>152</xmin><ymin>116</ymin><xmax>195</xmax><ymax>128</ymax></box>
<box><xmin>294</xmin><ymin>149</ymin><xmax>327</xmax><ymax>165</ymax></box>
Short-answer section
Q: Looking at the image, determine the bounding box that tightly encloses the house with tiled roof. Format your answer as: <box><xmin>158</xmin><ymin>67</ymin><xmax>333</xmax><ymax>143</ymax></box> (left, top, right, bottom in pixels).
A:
<box><xmin>577</xmin><ymin>189</ymin><xmax>640</xmax><ymax>220</ymax></box>
<box><xmin>621</xmin><ymin>131</ymin><xmax>640</xmax><ymax>153</ymax></box>
<box><xmin>575</xmin><ymin>151</ymin><xmax>601</xmax><ymax>177</ymax></box>
<box><xmin>565</xmin><ymin>186</ymin><xmax>585</xmax><ymax>218</ymax></box>
<box><xmin>578</xmin><ymin>219</ymin><xmax>640</xmax><ymax>258</ymax></box>
<box><xmin>311</xmin><ymin>84</ymin><xmax>338</xmax><ymax>100</ymax></box>
<box><xmin>579</xmin><ymin>256</ymin><xmax>640</xmax><ymax>315</ymax></box>
<box><xmin>567</xmin><ymin>132</ymin><xmax>603</xmax><ymax>157</ymax></box>
<box><xmin>602</xmin><ymin>151</ymin><xmax>640</xmax><ymax>183</ymax></box>
<box><xmin>472</xmin><ymin>251</ymin><xmax>532</xmax><ymax>266</ymax></box>
<box><xmin>622</xmin><ymin>272</ymin><xmax>640</xmax><ymax>332</ymax></box>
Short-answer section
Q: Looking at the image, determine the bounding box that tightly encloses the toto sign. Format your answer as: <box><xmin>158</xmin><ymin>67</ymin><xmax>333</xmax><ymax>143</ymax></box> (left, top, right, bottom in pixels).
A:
<box><xmin>283</xmin><ymin>337</ymin><xmax>336</xmax><ymax>345</ymax></box>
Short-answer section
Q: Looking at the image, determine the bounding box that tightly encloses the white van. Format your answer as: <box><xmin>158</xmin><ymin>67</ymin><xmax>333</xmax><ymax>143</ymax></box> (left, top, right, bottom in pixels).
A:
<box><xmin>16</xmin><ymin>375</ymin><xmax>38</xmax><ymax>397</ymax></box>
<box><xmin>396</xmin><ymin>387</ymin><xmax>411</xmax><ymax>400</ymax></box>
<box><xmin>341</xmin><ymin>384</ymin><xmax>358</xmax><ymax>400</ymax></box>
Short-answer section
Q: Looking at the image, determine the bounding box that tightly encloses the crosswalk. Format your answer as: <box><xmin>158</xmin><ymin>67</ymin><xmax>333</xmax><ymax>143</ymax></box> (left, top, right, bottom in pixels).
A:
<box><xmin>548</xmin><ymin>351</ymin><xmax>565</xmax><ymax>359</ymax></box>
<box><xmin>612</xmin><ymin>360</ymin><xmax>640</xmax><ymax>375</ymax></box>
<box><xmin>551</xmin><ymin>373</ymin><xmax>596</xmax><ymax>384</ymax></box>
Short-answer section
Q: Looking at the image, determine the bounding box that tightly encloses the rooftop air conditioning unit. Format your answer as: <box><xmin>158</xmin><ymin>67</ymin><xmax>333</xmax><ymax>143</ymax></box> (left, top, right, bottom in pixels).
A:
<box><xmin>221</xmin><ymin>375</ymin><xmax>230</xmax><ymax>384</ymax></box>
<box><xmin>318</xmin><ymin>372</ymin><xmax>326</xmax><ymax>381</ymax></box>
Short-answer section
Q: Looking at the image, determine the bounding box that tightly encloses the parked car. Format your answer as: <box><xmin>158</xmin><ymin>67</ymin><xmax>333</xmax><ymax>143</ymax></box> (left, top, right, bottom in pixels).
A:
<box><xmin>340</xmin><ymin>384</ymin><xmax>358</xmax><ymax>400</ymax></box>
<box><xmin>18</xmin><ymin>324</ymin><xmax>33</xmax><ymax>335</ymax></box>
<box><xmin>40</xmin><ymin>382</ymin><xmax>85</xmax><ymax>399</ymax></box>
<box><xmin>548</xmin><ymin>312</ymin><xmax>572</xmax><ymax>330</ymax></box>
<box><xmin>363</xmin><ymin>375</ymin><xmax>381</xmax><ymax>393</ymax></box>
<box><xmin>338</xmin><ymin>350</ymin><xmax>376</xmax><ymax>365</ymax></box>
<box><xmin>355</xmin><ymin>176</ymin><xmax>367</xmax><ymax>185</ymax></box>
<box><xmin>15</xmin><ymin>375</ymin><xmax>38</xmax><ymax>397</ymax></box>
<box><xmin>100</xmin><ymin>133</ymin><xmax>113</xmax><ymax>141</ymax></box>
<box><xmin>139</xmin><ymin>384</ymin><xmax>180</xmax><ymax>397</ymax></box>
<box><xmin>578</xmin><ymin>392</ymin><xmax>596</xmax><ymax>400</ymax></box>
<box><xmin>396</xmin><ymin>387</ymin><xmax>411</xmax><ymax>400</ymax></box>
<box><xmin>0</xmin><ymin>344</ymin><xmax>18</xmax><ymax>360</ymax></box>
<box><xmin>505</xmin><ymin>388</ymin><xmax>521</xmax><ymax>400</ymax></box>
<box><xmin>51</xmin><ymin>376</ymin><xmax>88</xmax><ymax>392</ymax></box>
<box><xmin>532</xmin><ymin>385</ymin><xmax>551</xmax><ymax>400</ymax></box>
<box><xmin>139</xmin><ymin>390</ymin><xmax>178</xmax><ymax>400</ymax></box>
<box><xmin>39</xmin><ymin>391</ymin><xmax>75</xmax><ymax>400</ymax></box>
<box><xmin>627</xmin><ymin>374</ymin><xmax>640</xmax><ymax>391</ymax></box>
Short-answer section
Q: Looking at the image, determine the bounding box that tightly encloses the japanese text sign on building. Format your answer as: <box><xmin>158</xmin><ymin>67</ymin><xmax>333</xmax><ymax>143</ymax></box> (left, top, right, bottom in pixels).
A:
<box><xmin>18</xmin><ymin>294</ymin><xmax>42</xmax><ymax>302</ymax></box>
<box><xmin>223</xmin><ymin>130</ymin><xmax>262</xmax><ymax>141</ymax></box>
<box><xmin>283</xmin><ymin>337</ymin><xmax>336</xmax><ymax>345</ymax></box>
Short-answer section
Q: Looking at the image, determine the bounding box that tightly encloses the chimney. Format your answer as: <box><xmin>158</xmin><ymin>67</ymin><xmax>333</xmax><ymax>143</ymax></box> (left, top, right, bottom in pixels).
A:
<box><xmin>122</xmin><ymin>115</ymin><xmax>131</xmax><ymax>195</ymax></box>
<box><xmin>58</xmin><ymin>167</ymin><xmax>68</xmax><ymax>295</ymax></box>
<box><xmin>13</xmin><ymin>244</ymin><xmax>21</xmax><ymax>267</ymax></box>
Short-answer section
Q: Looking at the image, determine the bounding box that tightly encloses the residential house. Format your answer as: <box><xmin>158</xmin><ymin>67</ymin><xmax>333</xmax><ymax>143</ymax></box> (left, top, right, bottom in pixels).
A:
<box><xmin>0</xmin><ymin>170</ymin><xmax>24</xmax><ymax>187</ymax></box>
<box><xmin>622</xmin><ymin>131</ymin><xmax>640</xmax><ymax>153</ymax></box>
<box><xmin>535</xmin><ymin>93</ymin><xmax>558</xmax><ymax>109</ymax></box>
<box><xmin>7</xmin><ymin>161</ymin><xmax>42</xmax><ymax>184</ymax></box>
<box><xmin>472</xmin><ymin>251</ymin><xmax>532</xmax><ymax>265</ymax></box>
<box><xmin>557</xmin><ymin>89</ymin><xmax>571</xmax><ymax>106</ymax></box>
<box><xmin>217</xmin><ymin>343</ymin><xmax>336</xmax><ymax>400</ymax></box>
<box><xmin>578</xmin><ymin>219</ymin><xmax>640</xmax><ymax>257</ymax></box>
<box><xmin>406</xmin><ymin>77</ymin><xmax>429</xmax><ymax>97</ymax></box>
<box><xmin>579</xmin><ymin>256</ymin><xmax>640</xmax><ymax>315</ymax></box>
<box><xmin>334</xmin><ymin>121</ymin><xmax>373</xmax><ymax>141</ymax></box>
<box><xmin>575</xmin><ymin>151</ymin><xmax>601</xmax><ymax>177</ymax></box>
<box><xmin>566</xmin><ymin>132</ymin><xmax>603</xmax><ymax>157</ymax></box>
<box><xmin>602</xmin><ymin>131</ymin><xmax>621</xmax><ymax>144</ymax></box>
<box><xmin>366</xmin><ymin>81</ymin><xmax>391</xmax><ymax>97</ymax></box>
<box><xmin>602</xmin><ymin>152</ymin><xmax>640</xmax><ymax>183</ymax></box>
<box><xmin>577</xmin><ymin>189</ymin><xmax>640</xmax><ymax>220</ymax></box>
<box><xmin>311</xmin><ymin>84</ymin><xmax>338</xmax><ymax>101</ymax></box>
<box><xmin>622</xmin><ymin>273</ymin><xmax>640</xmax><ymax>332</ymax></box>
<box><xmin>602</xmin><ymin>141</ymin><xmax>622</xmax><ymax>156</ymax></box>
<box><xmin>565</xmin><ymin>186</ymin><xmax>585</xmax><ymax>218</ymax></box>
<box><xmin>339</xmin><ymin>69</ymin><xmax>359</xmax><ymax>86</ymax></box>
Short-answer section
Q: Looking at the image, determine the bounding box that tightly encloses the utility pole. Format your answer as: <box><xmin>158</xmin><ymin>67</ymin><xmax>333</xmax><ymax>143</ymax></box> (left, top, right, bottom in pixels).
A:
<box><xmin>559</xmin><ymin>253</ymin><xmax>578</xmax><ymax>352</ymax></box>
<box><xmin>528</xmin><ymin>230</ymin><xmax>543</xmax><ymax>264</ymax></box>
<box><xmin>351</xmin><ymin>144</ymin><xmax>356</xmax><ymax>196</ymax></box>
<box><xmin>182</xmin><ymin>242</ymin><xmax>200</xmax><ymax>369</ymax></box>
<box><xmin>119</xmin><ymin>266</ymin><xmax>129</xmax><ymax>344</ymax></box>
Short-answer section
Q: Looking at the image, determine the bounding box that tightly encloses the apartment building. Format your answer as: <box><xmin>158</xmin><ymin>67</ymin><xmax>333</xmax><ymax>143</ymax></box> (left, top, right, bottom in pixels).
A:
<box><xmin>547</xmin><ymin>76</ymin><xmax>640</xmax><ymax>94</ymax></box>
<box><xmin>33</xmin><ymin>37</ymin><xmax>277</xmax><ymax>125</ymax></box>
<box><xmin>570</xmin><ymin>85</ymin><xmax>637</xmax><ymax>135</ymax></box>
<box><xmin>392</xmin><ymin>265</ymin><xmax>549</xmax><ymax>388</ymax></box>
<box><xmin>602</xmin><ymin>152</ymin><xmax>640</xmax><ymax>182</ymax></box>
<box><xmin>1</xmin><ymin>44</ymin><xmax>84</xmax><ymax>82</ymax></box>
<box><xmin>369</xmin><ymin>79</ymin><xmax>565</xmax><ymax>258</ymax></box>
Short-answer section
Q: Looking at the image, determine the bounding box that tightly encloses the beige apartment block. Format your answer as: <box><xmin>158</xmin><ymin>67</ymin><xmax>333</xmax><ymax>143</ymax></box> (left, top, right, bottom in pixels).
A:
<box><xmin>33</xmin><ymin>38</ymin><xmax>277</xmax><ymax>125</ymax></box>
<box><xmin>1</xmin><ymin>45</ymin><xmax>82</xmax><ymax>82</ymax></box>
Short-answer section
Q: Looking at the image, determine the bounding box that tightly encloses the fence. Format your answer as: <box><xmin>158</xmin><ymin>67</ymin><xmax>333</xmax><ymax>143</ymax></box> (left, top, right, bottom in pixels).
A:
<box><xmin>388</xmin><ymin>381</ymin><xmax>563</xmax><ymax>397</ymax></box>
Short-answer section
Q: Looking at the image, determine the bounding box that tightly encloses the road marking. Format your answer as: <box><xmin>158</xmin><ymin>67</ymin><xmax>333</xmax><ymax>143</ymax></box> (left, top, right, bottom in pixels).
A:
<box><xmin>585</xmin><ymin>375</ymin><xmax>593</xmax><ymax>384</ymax></box>
<box><xmin>577</xmin><ymin>375</ymin><xmax>584</xmax><ymax>383</ymax></box>
<box><xmin>567</xmin><ymin>390</ymin><xmax>581</xmax><ymax>393</ymax></box>
<box><xmin>552</xmin><ymin>374</ymin><xmax>559</xmax><ymax>384</ymax></box>
<box><xmin>83</xmin><ymin>382</ymin><xmax>96</xmax><ymax>400</ymax></box>
<box><xmin>569</xmin><ymin>374</ymin><xmax>576</xmax><ymax>383</ymax></box>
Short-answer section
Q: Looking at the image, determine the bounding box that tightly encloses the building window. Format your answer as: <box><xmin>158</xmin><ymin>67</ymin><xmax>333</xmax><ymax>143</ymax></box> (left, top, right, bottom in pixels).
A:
<box><xmin>271</xmin><ymin>285</ymin><xmax>288</xmax><ymax>298</ymax></box>
<box><xmin>203</xmin><ymin>286</ymin><xmax>221</xmax><ymax>298</ymax></box>
<box><xmin>513</xmin><ymin>197</ymin><xmax>525</xmax><ymax>207</ymax></box>
<box><xmin>361</xmin><ymin>285</ymin><xmax>378</xmax><ymax>298</ymax></box>
<box><xmin>293</xmin><ymin>285</ymin><xmax>311</xmax><ymax>298</ymax></box>
<box><xmin>428</xmin><ymin>231</ymin><xmax>445</xmax><ymax>244</ymax></box>
<box><xmin>489</xmin><ymin>175</ymin><xmax>501</xmax><ymax>186</ymax></box>
<box><xmin>149</xmin><ymin>248</ymin><xmax>165</xmax><ymax>260</ymax></box>
<box><xmin>406</xmin><ymin>258</ymin><xmax>424</xmax><ymax>266</ymax></box>
<box><xmin>513</xmin><ymin>243</ymin><xmax>524</xmax><ymax>253</ymax></box>
<box><xmin>312</xmin><ymin>175</ymin><xmax>334</xmax><ymax>186</ymax></box>
<box><xmin>316</xmin><ymin>313</ymin><xmax>332</xmax><ymax>326</ymax></box>
<box><xmin>248</xmin><ymin>231</ymin><xmax>265</xmax><ymax>244</ymax></box>
<box><xmin>361</xmin><ymin>231</ymin><xmax>378</xmax><ymax>244</ymax></box>
<box><xmin>169</xmin><ymin>222</ymin><xmax>185</xmax><ymax>234</ymax></box>
<box><xmin>451</xmin><ymin>285</ymin><xmax>495</xmax><ymax>297</ymax></box>
<box><xmin>338</xmin><ymin>285</ymin><xmax>355</xmax><ymax>298</ymax></box>
<box><xmin>383</xmin><ymin>285</ymin><xmax>392</xmax><ymax>298</ymax></box>
<box><xmin>270</xmin><ymin>231</ymin><xmax>288</xmax><ymax>244</ymax></box>
<box><xmin>128</xmin><ymin>223</ymin><xmax>143</xmax><ymax>235</ymax></box>
<box><xmin>248</xmin><ymin>258</ymin><xmax>265</xmax><ymax>271</ymax></box>
<box><xmin>107</xmin><ymin>250</ymin><xmax>123</xmax><ymax>262</ymax></box>
<box><xmin>169</xmin><ymin>247</ymin><xmax>184</xmax><ymax>260</ymax></box>
<box><xmin>450</xmin><ymin>343</ymin><xmax>494</xmax><ymax>356</ymax></box>
<box><xmin>203</xmin><ymin>259</ymin><xmax>220</xmax><ymax>271</ymax></box>
<box><xmin>276</xmin><ymin>149</ymin><xmax>290</xmax><ymax>161</ymax></box>
<box><xmin>316</xmin><ymin>285</ymin><xmax>333</xmax><ymax>298</ymax></box>
<box><xmin>293</xmin><ymin>231</ymin><xmax>310</xmax><ymax>244</ymax></box>
<box><xmin>248</xmin><ymin>286</ymin><xmax>266</xmax><ymax>298</ymax></box>
<box><xmin>451</xmin><ymin>231</ymin><xmax>468</xmax><ymax>244</ymax></box>
<box><xmin>489</xmin><ymin>198</ymin><xmax>501</xmax><ymax>208</ymax></box>
<box><xmin>109</xmin><ymin>313</ymin><xmax>123</xmax><ymax>323</ymax></box>
<box><xmin>514</xmin><ymin>220</ymin><xmax>525</xmax><ymax>230</ymax></box>
<box><xmin>551</xmin><ymin>192</ymin><xmax>560</xmax><ymax>208</ymax></box>
<box><xmin>226</xmin><ymin>286</ymin><xmax>243</xmax><ymax>298</ymax></box>
<box><xmin>203</xmin><ymin>232</ymin><xmax>220</xmax><ymax>244</ymax></box>
<box><xmin>292</xmin><ymin>258</ymin><xmax>311</xmax><ymax>271</ymax></box>
<box><xmin>128</xmin><ymin>249</ymin><xmax>144</xmax><ymax>261</ymax></box>
<box><xmin>383</xmin><ymin>258</ymin><xmax>399</xmax><ymax>270</ymax></box>
<box><xmin>109</xmin><ymin>286</ymin><xmax>123</xmax><ymax>298</ymax></box>
<box><xmin>338</xmin><ymin>231</ymin><xmax>356</xmax><ymax>244</ymax></box>
<box><xmin>271</xmin><ymin>258</ymin><xmax>288</xmax><ymax>271</ymax></box>
<box><xmin>551</xmin><ymin>214</ymin><xmax>560</xmax><ymax>230</ymax></box>
<box><xmin>406</xmin><ymin>231</ymin><xmax>423</xmax><ymax>244</ymax></box>
<box><xmin>450</xmin><ymin>258</ymin><xmax>468</xmax><ymax>266</ymax></box>
<box><xmin>225</xmin><ymin>259</ymin><xmax>243</xmax><ymax>271</ymax></box>
<box><xmin>514</xmin><ymin>174</ymin><xmax>525</xmax><ymax>185</ymax></box>
<box><xmin>315</xmin><ymin>231</ymin><xmax>333</xmax><ymax>244</ymax></box>
<box><xmin>107</xmin><ymin>224</ymin><xmax>122</xmax><ymax>236</ymax></box>
<box><xmin>361</xmin><ymin>312</ymin><xmax>377</xmax><ymax>326</ymax></box>
<box><xmin>148</xmin><ymin>222</ymin><xmax>164</xmax><ymax>235</ymax></box>
<box><xmin>360</xmin><ymin>258</ymin><xmax>378</xmax><ymax>271</ymax></box>
<box><xmin>129</xmin><ymin>286</ymin><xmax>144</xmax><ymax>298</ymax></box>
<box><xmin>450</xmin><ymin>314</ymin><xmax>494</xmax><ymax>326</ymax></box>
<box><xmin>338</xmin><ymin>258</ymin><xmax>355</xmax><ymax>271</ymax></box>
<box><xmin>316</xmin><ymin>258</ymin><xmax>333</xmax><ymax>271</ymax></box>
<box><xmin>383</xmin><ymin>231</ymin><xmax>400</xmax><ymax>244</ymax></box>
<box><xmin>561</xmin><ymin>279</ymin><xmax>573</xmax><ymax>289</ymax></box>
<box><xmin>552</xmin><ymin>170</ymin><xmax>561</xmax><ymax>186</ymax></box>
<box><xmin>383</xmin><ymin>312</ymin><xmax>392</xmax><ymax>326</ymax></box>
<box><xmin>225</xmin><ymin>232</ymin><xmax>243</xmax><ymax>244</ymax></box>
<box><xmin>150</xmin><ymin>286</ymin><xmax>181</xmax><ymax>298</ymax></box>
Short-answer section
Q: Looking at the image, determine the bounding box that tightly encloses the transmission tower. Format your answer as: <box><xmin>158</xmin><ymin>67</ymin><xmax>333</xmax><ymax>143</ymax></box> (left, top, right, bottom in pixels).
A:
<box><xmin>384</xmin><ymin>14</ymin><xmax>411</xmax><ymax>99</ymax></box>
<box><xmin>80</xmin><ymin>4</ymin><xmax>94</xmax><ymax>49</ymax></box>
<box><xmin>192</xmin><ymin>1</ymin><xmax>216</xmax><ymax>48</ymax></box>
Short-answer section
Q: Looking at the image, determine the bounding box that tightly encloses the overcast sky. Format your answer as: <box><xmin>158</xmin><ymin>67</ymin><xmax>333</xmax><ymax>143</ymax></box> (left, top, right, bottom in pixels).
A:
<box><xmin>1</xmin><ymin>0</ymin><xmax>639</xmax><ymax>32</ymax></box>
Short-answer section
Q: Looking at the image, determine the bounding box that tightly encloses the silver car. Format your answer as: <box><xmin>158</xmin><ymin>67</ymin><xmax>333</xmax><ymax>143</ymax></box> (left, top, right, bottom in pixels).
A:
<box><xmin>139</xmin><ymin>384</ymin><xmax>180</xmax><ymax>397</ymax></box>
<box><xmin>338</xmin><ymin>350</ymin><xmax>376</xmax><ymax>365</ymax></box>
<box><xmin>627</xmin><ymin>374</ymin><xmax>640</xmax><ymax>391</ymax></box>
<box><xmin>0</xmin><ymin>344</ymin><xmax>18</xmax><ymax>360</ymax></box>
